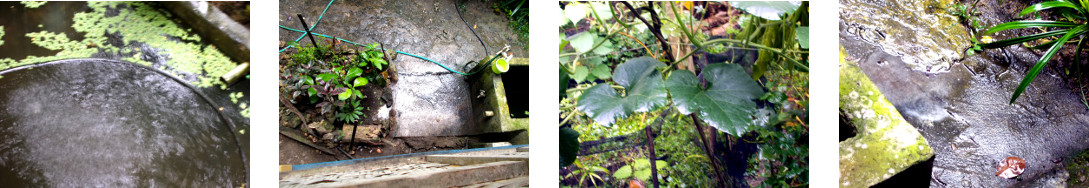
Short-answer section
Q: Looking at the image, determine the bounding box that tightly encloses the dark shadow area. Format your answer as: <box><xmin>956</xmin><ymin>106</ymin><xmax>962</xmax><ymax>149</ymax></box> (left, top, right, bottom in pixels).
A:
<box><xmin>503</xmin><ymin>65</ymin><xmax>529</xmax><ymax>118</ymax></box>
<box><xmin>873</xmin><ymin>156</ymin><xmax>935</xmax><ymax>187</ymax></box>
<box><xmin>839</xmin><ymin>109</ymin><xmax>858</xmax><ymax>142</ymax></box>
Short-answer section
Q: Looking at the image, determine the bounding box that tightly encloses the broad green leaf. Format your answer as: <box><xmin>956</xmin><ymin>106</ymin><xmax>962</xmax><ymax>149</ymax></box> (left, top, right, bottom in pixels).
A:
<box><xmin>573</xmin><ymin>65</ymin><xmax>590</xmax><ymax>83</ymax></box>
<box><xmin>338</xmin><ymin>89</ymin><xmax>353</xmax><ymax>100</ymax></box>
<box><xmin>559</xmin><ymin>6</ymin><xmax>570</xmax><ymax>26</ymax></box>
<box><xmin>564</xmin><ymin>3</ymin><xmax>589</xmax><ymax>24</ymax></box>
<box><xmin>559</xmin><ymin>127</ymin><xmax>580</xmax><ymax>168</ymax></box>
<box><xmin>1011</xmin><ymin>25</ymin><xmax>1088</xmax><ymax>103</ymax></box>
<box><xmin>569</xmin><ymin>32</ymin><xmax>596</xmax><ymax>53</ymax></box>
<box><xmin>655</xmin><ymin>160</ymin><xmax>667</xmax><ymax>170</ymax></box>
<box><xmin>613</xmin><ymin>165</ymin><xmax>632</xmax><ymax>179</ymax></box>
<box><xmin>307</xmin><ymin>87</ymin><xmax>317</xmax><ymax>96</ymax></box>
<box><xmin>634</xmin><ymin>168</ymin><xmax>652</xmax><ymax>181</ymax></box>
<box><xmin>1020</xmin><ymin>1</ymin><xmax>1081</xmax><ymax>17</ymax></box>
<box><xmin>317</xmin><ymin>73</ymin><xmax>337</xmax><ymax>82</ymax></box>
<box><xmin>576</xmin><ymin>57</ymin><xmax>668</xmax><ymax>126</ymax></box>
<box><xmin>589</xmin><ymin>2</ymin><xmax>613</xmax><ymax>21</ymax></box>
<box><xmin>591</xmin><ymin>65</ymin><xmax>612</xmax><ymax>80</ymax></box>
<box><xmin>592</xmin><ymin>38</ymin><xmax>614</xmax><ymax>55</ymax></box>
<box><xmin>795</xmin><ymin>26</ymin><xmax>809</xmax><ymax>49</ymax></box>
<box><xmin>353</xmin><ymin>77</ymin><xmax>368</xmax><ymax>87</ymax></box>
<box><xmin>348</xmin><ymin>67</ymin><xmax>363</xmax><ymax>78</ymax></box>
<box><xmin>730</xmin><ymin>1</ymin><xmax>800</xmax><ymax>20</ymax></box>
<box><xmin>667</xmin><ymin>63</ymin><xmax>764</xmax><ymax>135</ymax></box>
<box><xmin>983</xmin><ymin>20</ymin><xmax>1078</xmax><ymax>35</ymax></box>
<box><xmin>633</xmin><ymin>159</ymin><xmax>650</xmax><ymax>169</ymax></box>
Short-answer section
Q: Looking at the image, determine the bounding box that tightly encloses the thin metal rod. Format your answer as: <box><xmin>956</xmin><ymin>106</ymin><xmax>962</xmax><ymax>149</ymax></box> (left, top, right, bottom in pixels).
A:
<box><xmin>297</xmin><ymin>14</ymin><xmax>321</xmax><ymax>53</ymax></box>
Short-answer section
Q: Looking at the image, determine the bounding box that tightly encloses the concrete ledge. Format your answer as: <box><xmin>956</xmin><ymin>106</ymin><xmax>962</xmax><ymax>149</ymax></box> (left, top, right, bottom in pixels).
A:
<box><xmin>425</xmin><ymin>154</ymin><xmax>528</xmax><ymax>166</ymax></box>
<box><xmin>313</xmin><ymin>161</ymin><xmax>527</xmax><ymax>188</ymax></box>
<box><xmin>839</xmin><ymin>47</ymin><xmax>934</xmax><ymax>188</ymax></box>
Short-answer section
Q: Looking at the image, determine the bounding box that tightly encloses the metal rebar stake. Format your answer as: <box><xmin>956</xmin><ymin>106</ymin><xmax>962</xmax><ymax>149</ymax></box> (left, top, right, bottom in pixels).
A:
<box><xmin>297</xmin><ymin>14</ymin><xmax>321</xmax><ymax>54</ymax></box>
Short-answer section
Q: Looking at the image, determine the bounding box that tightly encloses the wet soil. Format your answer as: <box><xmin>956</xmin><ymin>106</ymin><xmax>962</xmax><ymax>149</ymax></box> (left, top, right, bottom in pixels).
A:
<box><xmin>841</xmin><ymin>0</ymin><xmax>1089</xmax><ymax>186</ymax></box>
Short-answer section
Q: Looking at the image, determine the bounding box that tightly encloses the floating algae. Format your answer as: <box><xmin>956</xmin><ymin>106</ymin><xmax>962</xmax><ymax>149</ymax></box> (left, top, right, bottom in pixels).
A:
<box><xmin>20</xmin><ymin>1</ymin><xmax>46</xmax><ymax>8</ymax></box>
<box><xmin>6</xmin><ymin>2</ymin><xmax>238</xmax><ymax>89</ymax></box>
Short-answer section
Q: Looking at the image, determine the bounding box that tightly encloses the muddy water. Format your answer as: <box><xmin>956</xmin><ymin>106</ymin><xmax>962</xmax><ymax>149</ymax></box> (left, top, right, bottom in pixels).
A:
<box><xmin>0</xmin><ymin>59</ymin><xmax>245</xmax><ymax>187</ymax></box>
<box><xmin>842</xmin><ymin>0</ymin><xmax>1089</xmax><ymax>187</ymax></box>
<box><xmin>279</xmin><ymin>0</ymin><xmax>525</xmax><ymax>137</ymax></box>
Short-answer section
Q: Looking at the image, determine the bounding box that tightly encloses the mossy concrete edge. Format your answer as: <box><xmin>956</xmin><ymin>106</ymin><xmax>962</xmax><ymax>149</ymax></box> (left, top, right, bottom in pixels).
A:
<box><xmin>839</xmin><ymin>47</ymin><xmax>934</xmax><ymax>188</ymax></box>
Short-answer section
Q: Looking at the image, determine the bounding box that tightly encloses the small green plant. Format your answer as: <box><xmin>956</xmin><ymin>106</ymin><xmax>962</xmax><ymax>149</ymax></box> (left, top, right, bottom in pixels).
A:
<box><xmin>612</xmin><ymin>159</ymin><xmax>667</xmax><ymax>182</ymax></box>
<box><xmin>564</xmin><ymin>160</ymin><xmax>609</xmax><ymax>187</ymax></box>
<box><xmin>336</xmin><ymin>100</ymin><xmax>365</xmax><ymax>123</ymax></box>
<box><xmin>980</xmin><ymin>0</ymin><xmax>1089</xmax><ymax>103</ymax></box>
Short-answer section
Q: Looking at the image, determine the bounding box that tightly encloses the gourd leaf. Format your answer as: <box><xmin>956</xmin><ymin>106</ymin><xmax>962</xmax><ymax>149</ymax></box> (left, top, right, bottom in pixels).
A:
<box><xmin>576</xmin><ymin>57</ymin><xmax>668</xmax><ymax>126</ymax></box>
<box><xmin>573</xmin><ymin>65</ymin><xmax>590</xmax><ymax>83</ymax></box>
<box><xmin>667</xmin><ymin>63</ymin><xmax>764</xmax><ymax>136</ymax></box>
<box><xmin>564</xmin><ymin>3</ymin><xmax>589</xmax><ymax>24</ymax></box>
<box><xmin>559</xmin><ymin>127</ymin><xmax>580</xmax><ymax>168</ymax></box>
<box><xmin>569</xmin><ymin>32</ymin><xmax>596</xmax><ymax>53</ymax></box>
<box><xmin>613</xmin><ymin>165</ymin><xmax>632</xmax><ymax>179</ymax></box>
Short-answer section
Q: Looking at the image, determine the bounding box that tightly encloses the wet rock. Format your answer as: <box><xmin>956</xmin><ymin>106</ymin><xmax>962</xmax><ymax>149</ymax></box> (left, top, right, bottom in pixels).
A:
<box><xmin>839</xmin><ymin>48</ymin><xmax>934</xmax><ymax>188</ymax></box>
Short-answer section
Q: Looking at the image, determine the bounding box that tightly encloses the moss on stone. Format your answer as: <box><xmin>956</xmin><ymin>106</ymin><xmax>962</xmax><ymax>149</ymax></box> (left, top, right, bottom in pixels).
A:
<box><xmin>1068</xmin><ymin>149</ymin><xmax>1089</xmax><ymax>187</ymax></box>
<box><xmin>839</xmin><ymin>47</ymin><xmax>934</xmax><ymax>188</ymax></box>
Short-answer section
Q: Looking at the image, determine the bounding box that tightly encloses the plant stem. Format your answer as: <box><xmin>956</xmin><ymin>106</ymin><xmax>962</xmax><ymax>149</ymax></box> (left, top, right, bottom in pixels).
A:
<box><xmin>689</xmin><ymin>114</ymin><xmax>728</xmax><ymax>187</ymax></box>
<box><xmin>673</xmin><ymin>38</ymin><xmax>808</xmax><ymax>72</ymax></box>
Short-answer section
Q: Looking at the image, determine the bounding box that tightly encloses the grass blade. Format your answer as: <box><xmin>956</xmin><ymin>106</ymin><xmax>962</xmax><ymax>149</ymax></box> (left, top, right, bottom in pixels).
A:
<box><xmin>984</xmin><ymin>20</ymin><xmax>1078</xmax><ymax>35</ymax></box>
<box><xmin>1011</xmin><ymin>25</ymin><xmax>1088</xmax><ymax>104</ymax></box>
<box><xmin>1020</xmin><ymin>1</ymin><xmax>1081</xmax><ymax>17</ymax></box>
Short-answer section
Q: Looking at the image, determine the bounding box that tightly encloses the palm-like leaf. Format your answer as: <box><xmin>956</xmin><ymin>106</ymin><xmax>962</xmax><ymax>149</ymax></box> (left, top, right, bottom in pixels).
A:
<box><xmin>1019</xmin><ymin>1</ymin><xmax>1081</xmax><ymax>17</ymax></box>
<box><xmin>981</xmin><ymin>29</ymin><xmax>1070</xmax><ymax>49</ymax></box>
<box><xmin>1010</xmin><ymin>25</ymin><xmax>1089</xmax><ymax>104</ymax></box>
<box><xmin>984</xmin><ymin>21</ymin><xmax>1079</xmax><ymax>35</ymax></box>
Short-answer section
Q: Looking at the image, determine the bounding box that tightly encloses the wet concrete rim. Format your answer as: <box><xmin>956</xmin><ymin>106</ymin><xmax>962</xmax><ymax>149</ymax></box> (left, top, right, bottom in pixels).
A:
<box><xmin>0</xmin><ymin>58</ymin><xmax>249</xmax><ymax>183</ymax></box>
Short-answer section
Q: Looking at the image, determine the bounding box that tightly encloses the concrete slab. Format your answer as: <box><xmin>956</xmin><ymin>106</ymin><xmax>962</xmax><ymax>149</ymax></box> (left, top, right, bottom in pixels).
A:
<box><xmin>425</xmin><ymin>154</ymin><xmax>528</xmax><ymax>166</ymax></box>
<box><xmin>839</xmin><ymin>48</ymin><xmax>934</xmax><ymax>188</ymax></box>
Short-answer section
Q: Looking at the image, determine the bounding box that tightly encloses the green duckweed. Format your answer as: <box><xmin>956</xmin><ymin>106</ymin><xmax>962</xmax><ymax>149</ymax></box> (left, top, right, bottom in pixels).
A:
<box><xmin>4</xmin><ymin>2</ymin><xmax>238</xmax><ymax>89</ymax></box>
<box><xmin>21</xmin><ymin>1</ymin><xmax>46</xmax><ymax>8</ymax></box>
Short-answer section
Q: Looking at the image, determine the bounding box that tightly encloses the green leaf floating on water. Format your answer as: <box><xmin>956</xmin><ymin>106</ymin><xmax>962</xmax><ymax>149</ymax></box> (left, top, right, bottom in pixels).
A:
<box><xmin>559</xmin><ymin>127</ymin><xmax>580</xmax><ymax>168</ymax></box>
<box><xmin>667</xmin><ymin>63</ymin><xmax>764</xmax><ymax>136</ymax></box>
<box><xmin>577</xmin><ymin>57</ymin><xmax>667</xmax><ymax>126</ymax></box>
